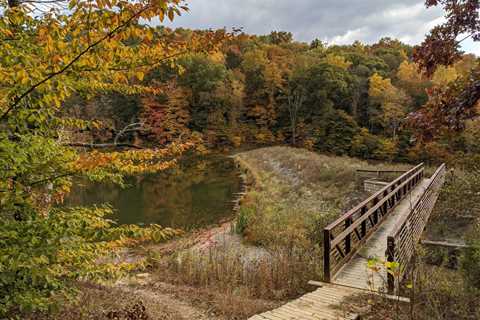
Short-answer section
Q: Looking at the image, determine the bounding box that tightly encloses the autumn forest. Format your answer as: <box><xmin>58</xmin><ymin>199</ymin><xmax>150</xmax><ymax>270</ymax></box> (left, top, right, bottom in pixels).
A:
<box><xmin>72</xmin><ymin>30</ymin><xmax>478</xmax><ymax>164</ymax></box>
<box><xmin>1</xmin><ymin>0</ymin><xmax>480</xmax><ymax>319</ymax></box>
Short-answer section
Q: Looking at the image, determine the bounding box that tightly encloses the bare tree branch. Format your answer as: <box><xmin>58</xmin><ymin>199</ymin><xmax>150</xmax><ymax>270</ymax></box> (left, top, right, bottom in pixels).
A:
<box><xmin>29</xmin><ymin>173</ymin><xmax>74</xmax><ymax>186</ymax></box>
<box><xmin>114</xmin><ymin>122</ymin><xmax>144</xmax><ymax>144</ymax></box>
<box><xmin>22</xmin><ymin>0</ymin><xmax>67</xmax><ymax>3</ymax></box>
<box><xmin>0</xmin><ymin>172</ymin><xmax>74</xmax><ymax>192</ymax></box>
<box><xmin>64</xmin><ymin>142</ymin><xmax>144</xmax><ymax>149</ymax></box>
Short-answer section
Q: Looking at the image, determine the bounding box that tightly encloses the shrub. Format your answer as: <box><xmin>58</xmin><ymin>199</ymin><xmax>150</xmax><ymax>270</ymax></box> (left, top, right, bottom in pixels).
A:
<box><xmin>0</xmin><ymin>206</ymin><xmax>180</xmax><ymax>317</ymax></box>
<box><xmin>374</xmin><ymin>138</ymin><xmax>398</xmax><ymax>161</ymax></box>
<box><xmin>462</xmin><ymin>223</ymin><xmax>480</xmax><ymax>289</ymax></box>
<box><xmin>428</xmin><ymin>168</ymin><xmax>480</xmax><ymax>239</ymax></box>
<box><xmin>350</xmin><ymin>128</ymin><xmax>380</xmax><ymax>159</ymax></box>
<box><xmin>407</xmin><ymin>141</ymin><xmax>453</xmax><ymax>164</ymax></box>
<box><xmin>305</xmin><ymin>210</ymin><xmax>338</xmax><ymax>245</ymax></box>
<box><xmin>235</xmin><ymin>206</ymin><xmax>255</xmax><ymax>234</ymax></box>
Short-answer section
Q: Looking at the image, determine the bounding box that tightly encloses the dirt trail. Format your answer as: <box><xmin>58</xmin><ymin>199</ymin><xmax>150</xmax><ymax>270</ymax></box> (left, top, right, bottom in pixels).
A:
<box><xmin>115</xmin><ymin>283</ymin><xmax>213</xmax><ymax>320</ymax></box>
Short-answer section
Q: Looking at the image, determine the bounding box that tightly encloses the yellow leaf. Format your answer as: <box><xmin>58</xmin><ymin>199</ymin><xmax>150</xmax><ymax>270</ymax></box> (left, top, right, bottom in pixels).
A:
<box><xmin>52</xmin><ymin>55</ymin><xmax>62</xmax><ymax>63</ymax></box>
<box><xmin>2</xmin><ymin>29</ymin><xmax>13</xmax><ymax>37</ymax></box>
<box><xmin>18</xmin><ymin>70</ymin><xmax>29</xmax><ymax>85</ymax></box>
<box><xmin>145</xmin><ymin>30</ymin><xmax>153</xmax><ymax>42</ymax></box>
<box><xmin>168</xmin><ymin>9</ymin><xmax>174</xmax><ymax>21</ymax></box>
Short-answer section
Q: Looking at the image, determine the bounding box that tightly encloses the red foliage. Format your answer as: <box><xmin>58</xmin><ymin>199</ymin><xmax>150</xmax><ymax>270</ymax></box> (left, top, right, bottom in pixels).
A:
<box><xmin>141</xmin><ymin>95</ymin><xmax>168</xmax><ymax>142</ymax></box>
<box><xmin>411</xmin><ymin>1</ymin><xmax>479</xmax><ymax>139</ymax></box>
<box><xmin>409</xmin><ymin>66</ymin><xmax>480</xmax><ymax>139</ymax></box>
<box><xmin>414</xmin><ymin>0</ymin><xmax>480</xmax><ymax>76</ymax></box>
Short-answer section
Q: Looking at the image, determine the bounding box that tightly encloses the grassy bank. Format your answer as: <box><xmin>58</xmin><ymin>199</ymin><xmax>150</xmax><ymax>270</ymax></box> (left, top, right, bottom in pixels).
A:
<box><xmin>234</xmin><ymin>146</ymin><xmax>410</xmax><ymax>248</ymax></box>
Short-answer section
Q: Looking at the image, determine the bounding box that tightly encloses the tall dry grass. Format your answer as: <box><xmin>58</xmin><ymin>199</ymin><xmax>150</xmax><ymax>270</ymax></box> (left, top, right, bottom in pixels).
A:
<box><xmin>234</xmin><ymin>146</ymin><xmax>411</xmax><ymax>248</ymax></box>
<box><xmin>168</xmin><ymin>243</ymin><xmax>322</xmax><ymax>300</ymax></box>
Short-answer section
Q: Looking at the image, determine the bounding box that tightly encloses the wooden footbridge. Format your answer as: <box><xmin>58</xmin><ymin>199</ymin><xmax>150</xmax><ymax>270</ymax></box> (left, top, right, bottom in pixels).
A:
<box><xmin>250</xmin><ymin>163</ymin><xmax>446</xmax><ymax>320</ymax></box>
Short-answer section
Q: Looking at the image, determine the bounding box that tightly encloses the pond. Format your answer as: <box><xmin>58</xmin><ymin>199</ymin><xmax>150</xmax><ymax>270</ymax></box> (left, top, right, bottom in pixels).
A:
<box><xmin>65</xmin><ymin>154</ymin><xmax>243</xmax><ymax>229</ymax></box>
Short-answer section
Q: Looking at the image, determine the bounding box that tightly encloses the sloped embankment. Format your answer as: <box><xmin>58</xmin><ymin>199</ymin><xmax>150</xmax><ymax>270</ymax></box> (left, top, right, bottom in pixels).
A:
<box><xmin>233</xmin><ymin>146</ymin><xmax>409</xmax><ymax>248</ymax></box>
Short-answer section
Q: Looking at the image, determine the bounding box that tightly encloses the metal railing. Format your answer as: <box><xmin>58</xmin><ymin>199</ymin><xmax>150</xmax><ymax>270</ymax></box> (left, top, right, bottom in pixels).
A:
<box><xmin>386</xmin><ymin>163</ymin><xmax>446</xmax><ymax>294</ymax></box>
<box><xmin>323</xmin><ymin>163</ymin><xmax>425</xmax><ymax>282</ymax></box>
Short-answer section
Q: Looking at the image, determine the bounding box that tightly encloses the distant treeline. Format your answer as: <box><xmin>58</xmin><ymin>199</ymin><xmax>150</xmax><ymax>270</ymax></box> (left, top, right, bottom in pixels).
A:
<box><xmin>67</xmin><ymin>29</ymin><xmax>480</xmax><ymax>164</ymax></box>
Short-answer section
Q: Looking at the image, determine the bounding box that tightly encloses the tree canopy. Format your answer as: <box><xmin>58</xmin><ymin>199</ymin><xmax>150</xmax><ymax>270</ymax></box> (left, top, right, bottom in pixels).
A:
<box><xmin>413</xmin><ymin>0</ymin><xmax>480</xmax><ymax>137</ymax></box>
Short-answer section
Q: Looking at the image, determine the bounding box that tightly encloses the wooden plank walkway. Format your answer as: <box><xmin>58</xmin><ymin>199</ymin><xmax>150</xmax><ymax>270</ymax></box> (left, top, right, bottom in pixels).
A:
<box><xmin>249</xmin><ymin>282</ymin><xmax>363</xmax><ymax>320</ymax></box>
<box><xmin>250</xmin><ymin>178</ymin><xmax>431</xmax><ymax>320</ymax></box>
<box><xmin>333</xmin><ymin>178</ymin><xmax>431</xmax><ymax>291</ymax></box>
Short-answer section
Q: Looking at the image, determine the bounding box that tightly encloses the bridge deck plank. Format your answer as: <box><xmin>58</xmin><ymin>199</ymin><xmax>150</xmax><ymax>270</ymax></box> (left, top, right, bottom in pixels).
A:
<box><xmin>333</xmin><ymin>178</ymin><xmax>431</xmax><ymax>291</ymax></box>
<box><xmin>249</xmin><ymin>282</ymin><xmax>362</xmax><ymax>320</ymax></box>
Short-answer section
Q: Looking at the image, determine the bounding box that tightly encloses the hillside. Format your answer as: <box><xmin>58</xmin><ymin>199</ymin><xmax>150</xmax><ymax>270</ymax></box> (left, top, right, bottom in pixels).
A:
<box><xmin>234</xmin><ymin>146</ymin><xmax>410</xmax><ymax>247</ymax></box>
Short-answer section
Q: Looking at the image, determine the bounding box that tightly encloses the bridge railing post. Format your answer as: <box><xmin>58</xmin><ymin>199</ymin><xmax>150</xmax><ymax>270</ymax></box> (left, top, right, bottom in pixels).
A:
<box><xmin>360</xmin><ymin>207</ymin><xmax>367</xmax><ymax>237</ymax></box>
<box><xmin>345</xmin><ymin>217</ymin><xmax>352</xmax><ymax>254</ymax></box>
<box><xmin>373</xmin><ymin>197</ymin><xmax>379</xmax><ymax>224</ymax></box>
<box><xmin>382</xmin><ymin>190</ymin><xmax>388</xmax><ymax>216</ymax></box>
<box><xmin>386</xmin><ymin>236</ymin><xmax>396</xmax><ymax>294</ymax></box>
<box><xmin>323</xmin><ymin>228</ymin><xmax>331</xmax><ymax>282</ymax></box>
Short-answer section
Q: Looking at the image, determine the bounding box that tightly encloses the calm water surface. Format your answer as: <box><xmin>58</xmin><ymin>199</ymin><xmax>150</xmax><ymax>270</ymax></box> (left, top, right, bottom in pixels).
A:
<box><xmin>66</xmin><ymin>155</ymin><xmax>242</xmax><ymax>229</ymax></box>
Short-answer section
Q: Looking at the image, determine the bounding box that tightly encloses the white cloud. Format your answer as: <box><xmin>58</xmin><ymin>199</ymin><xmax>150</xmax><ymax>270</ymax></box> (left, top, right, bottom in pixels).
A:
<box><xmin>462</xmin><ymin>38</ymin><xmax>480</xmax><ymax>56</ymax></box>
<box><xmin>381</xmin><ymin>3</ymin><xmax>424</xmax><ymax>20</ymax></box>
<box><xmin>158</xmin><ymin>1</ymin><xmax>478</xmax><ymax>55</ymax></box>
<box><xmin>330</xmin><ymin>28</ymin><xmax>367</xmax><ymax>45</ymax></box>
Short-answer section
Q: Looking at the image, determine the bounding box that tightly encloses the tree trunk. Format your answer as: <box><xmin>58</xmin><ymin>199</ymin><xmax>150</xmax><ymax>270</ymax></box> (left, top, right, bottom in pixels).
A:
<box><xmin>291</xmin><ymin>123</ymin><xmax>296</xmax><ymax>146</ymax></box>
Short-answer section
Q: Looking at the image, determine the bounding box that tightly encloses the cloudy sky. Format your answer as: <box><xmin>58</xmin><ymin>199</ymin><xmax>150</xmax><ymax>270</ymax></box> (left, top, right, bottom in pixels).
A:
<box><xmin>162</xmin><ymin>0</ymin><xmax>480</xmax><ymax>55</ymax></box>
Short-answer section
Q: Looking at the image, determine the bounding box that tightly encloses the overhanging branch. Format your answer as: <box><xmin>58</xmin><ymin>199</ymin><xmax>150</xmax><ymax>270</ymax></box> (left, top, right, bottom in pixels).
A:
<box><xmin>0</xmin><ymin>3</ymin><xmax>152</xmax><ymax>121</ymax></box>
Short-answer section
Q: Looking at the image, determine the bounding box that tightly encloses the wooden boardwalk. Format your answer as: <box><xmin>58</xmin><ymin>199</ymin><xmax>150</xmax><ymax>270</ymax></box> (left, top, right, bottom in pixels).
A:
<box><xmin>250</xmin><ymin>163</ymin><xmax>446</xmax><ymax>320</ymax></box>
<box><xmin>249</xmin><ymin>282</ymin><xmax>363</xmax><ymax>320</ymax></box>
<box><xmin>249</xmin><ymin>180</ymin><xmax>430</xmax><ymax>320</ymax></box>
<box><xmin>333</xmin><ymin>178</ymin><xmax>430</xmax><ymax>290</ymax></box>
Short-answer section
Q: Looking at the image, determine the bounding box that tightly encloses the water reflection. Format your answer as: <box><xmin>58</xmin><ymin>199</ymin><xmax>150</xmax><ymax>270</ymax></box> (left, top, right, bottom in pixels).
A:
<box><xmin>66</xmin><ymin>155</ymin><xmax>242</xmax><ymax>229</ymax></box>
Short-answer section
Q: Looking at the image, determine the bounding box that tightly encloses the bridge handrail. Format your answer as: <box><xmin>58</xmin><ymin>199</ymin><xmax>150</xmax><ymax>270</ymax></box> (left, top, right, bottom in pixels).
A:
<box><xmin>386</xmin><ymin>163</ymin><xmax>446</xmax><ymax>294</ymax></box>
<box><xmin>330</xmin><ymin>173</ymin><xmax>424</xmax><ymax>248</ymax></box>
<box><xmin>389</xmin><ymin>163</ymin><xmax>446</xmax><ymax>237</ymax></box>
<box><xmin>356</xmin><ymin>169</ymin><xmax>408</xmax><ymax>174</ymax></box>
<box><xmin>325</xmin><ymin>163</ymin><xmax>424</xmax><ymax>231</ymax></box>
<box><xmin>323</xmin><ymin>163</ymin><xmax>425</xmax><ymax>282</ymax></box>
